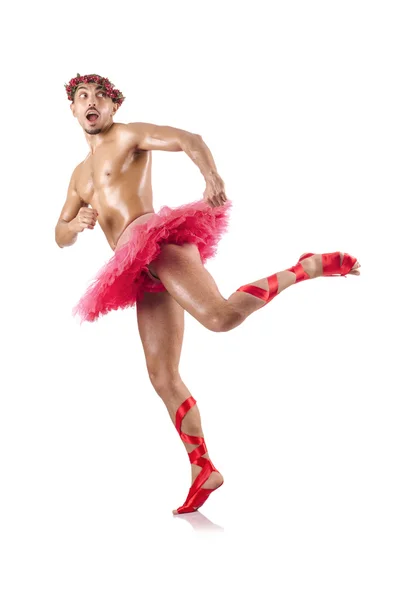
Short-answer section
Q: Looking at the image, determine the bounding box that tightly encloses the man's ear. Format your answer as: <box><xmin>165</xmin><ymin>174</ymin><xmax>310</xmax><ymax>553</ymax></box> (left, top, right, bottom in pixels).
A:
<box><xmin>112</xmin><ymin>103</ymin><xmax>118</xmax><ymax>117</ymax></box>
<box><xmin>70</xmin><ymin>102</ymin><xmax>75</xmax><ymax>117</ymax></box>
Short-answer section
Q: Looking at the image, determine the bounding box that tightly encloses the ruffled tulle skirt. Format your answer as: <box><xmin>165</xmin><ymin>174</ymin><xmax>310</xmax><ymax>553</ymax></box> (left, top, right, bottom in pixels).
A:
<box><xmin>72</xmin><ymin>198</ymin><xmax>232</xmax><ymax>323</ymax></box>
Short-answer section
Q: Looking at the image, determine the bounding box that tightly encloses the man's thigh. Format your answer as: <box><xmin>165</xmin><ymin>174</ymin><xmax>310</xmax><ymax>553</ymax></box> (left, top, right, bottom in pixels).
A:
<box><xmin>136</xmin><ymin>289</ymin><xmax>185</xmax><ymax>372</ymax></box>
<box><xmin>151</xmin><ymin>243</ymin><xmax>225</xmax><ymax>305</ymax></box>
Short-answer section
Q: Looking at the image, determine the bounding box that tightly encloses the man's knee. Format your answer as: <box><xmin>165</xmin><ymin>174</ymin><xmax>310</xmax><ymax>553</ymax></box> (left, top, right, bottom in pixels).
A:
<box><xmin>147</xmin><ymin>365</ymin><xmax>181</xmax><ymax>394</ymax></box>
<box><xmin>204</xmin><ymin>304</ymin><xmax>243</xmax><ymax>332</ymax></box>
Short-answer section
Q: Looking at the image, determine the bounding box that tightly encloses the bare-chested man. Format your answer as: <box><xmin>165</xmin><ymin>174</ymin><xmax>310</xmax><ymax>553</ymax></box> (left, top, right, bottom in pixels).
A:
<box><xmin>56</xmin><ymin>74</ymin><xmax>360</xmax><ymax>515</ymax></box>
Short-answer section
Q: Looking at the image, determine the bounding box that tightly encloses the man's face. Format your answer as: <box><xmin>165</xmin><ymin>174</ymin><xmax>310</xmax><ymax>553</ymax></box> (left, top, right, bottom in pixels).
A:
<box><xmin>70</xmin><ymin>82</ymin><xmax>117</xmax><ymax>135</ymax></box>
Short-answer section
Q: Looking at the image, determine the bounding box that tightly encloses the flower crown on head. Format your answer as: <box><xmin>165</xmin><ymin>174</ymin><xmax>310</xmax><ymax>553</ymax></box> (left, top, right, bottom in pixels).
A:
<box><xmin>64</xmin><ymin>73</ymin><xmax>125</xmax><ymax>106</ymax></box>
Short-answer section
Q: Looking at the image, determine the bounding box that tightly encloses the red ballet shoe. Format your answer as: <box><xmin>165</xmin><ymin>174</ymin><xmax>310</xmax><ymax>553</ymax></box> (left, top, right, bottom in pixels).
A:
<box><xmin>173</xmin><ymin>396</ymin><xmax>223</xmax><ymax>515</ymax></box>
<box><xmin>235</xmin><ymin>251</ymin><xmax>359</xmax><ymax>304</ymax></box>
<box><xmin>298</xmin><ymin>251</ymin><xmax>359</xmax><ymax>277</ymax></box>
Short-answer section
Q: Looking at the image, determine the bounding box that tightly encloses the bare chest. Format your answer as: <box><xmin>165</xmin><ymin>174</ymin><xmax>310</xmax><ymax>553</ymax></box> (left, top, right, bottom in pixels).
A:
<box><xmin>75</xmin><ymin>146</ymin><xmax>148</xmax><ymax>203</ymax></box>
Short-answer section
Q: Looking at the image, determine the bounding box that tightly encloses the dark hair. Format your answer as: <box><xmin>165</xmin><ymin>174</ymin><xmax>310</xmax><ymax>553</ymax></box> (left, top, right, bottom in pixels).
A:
<box><xmin>65</xmin><ymin>73</ymin><xmax>125</xmax><ymax>106</ymax></box>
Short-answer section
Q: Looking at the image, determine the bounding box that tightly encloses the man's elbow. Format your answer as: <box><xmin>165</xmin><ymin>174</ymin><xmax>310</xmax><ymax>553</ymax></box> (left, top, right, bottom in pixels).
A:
<box><xmin>181</xmin><ymin>132</ymin><xmax>203</xmax><ymax>151</ymax></box>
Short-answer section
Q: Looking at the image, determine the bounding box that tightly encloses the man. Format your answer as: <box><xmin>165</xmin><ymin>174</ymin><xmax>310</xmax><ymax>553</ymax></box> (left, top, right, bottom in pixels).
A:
<box><xmin>55</xmin><ymin>73</ymin><xmax>360</xmax><ymax>515</ymax></box>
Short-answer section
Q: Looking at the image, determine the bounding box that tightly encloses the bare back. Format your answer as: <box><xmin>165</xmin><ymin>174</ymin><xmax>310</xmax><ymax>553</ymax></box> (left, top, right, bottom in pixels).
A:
<box><xmin>74</xmin><ymin>123</ymin><xmax>155</xmax><ymax>249</ymax></box>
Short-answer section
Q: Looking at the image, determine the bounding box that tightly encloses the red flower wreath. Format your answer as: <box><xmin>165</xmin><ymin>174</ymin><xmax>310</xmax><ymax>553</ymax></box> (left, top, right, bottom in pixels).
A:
<box><xmin>64</xmin><ymin>73</ymin><xmax>125</xmax><ymax>106</ymax></box>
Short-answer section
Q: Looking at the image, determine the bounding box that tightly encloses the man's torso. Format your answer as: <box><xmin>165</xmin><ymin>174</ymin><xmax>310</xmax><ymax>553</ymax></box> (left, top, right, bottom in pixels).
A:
<box><xmin>74</xmin><ymin>123</ymin><xmax>154</xmax><ymax>249</ymax></box>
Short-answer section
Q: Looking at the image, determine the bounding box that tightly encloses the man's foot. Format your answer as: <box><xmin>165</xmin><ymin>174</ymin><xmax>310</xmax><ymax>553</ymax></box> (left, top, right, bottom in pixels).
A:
<box><xmin>173</xmin><ymin>396</ymin><xmax>224</xmax><ymax>515</ymax></box>
<box><xmin>235</xmin><ymin>250</ymin><xmax>360</xmax><ymax>308</ymax></box>
<box><xmin>298</xmin><ymin>252</ymin><xmax>361</xmax><ymax>279</ymax></box>
<box><xmin>172</xmin><ymin>466</ymin><xmax>224</xmax><ymax>515</ymax></box>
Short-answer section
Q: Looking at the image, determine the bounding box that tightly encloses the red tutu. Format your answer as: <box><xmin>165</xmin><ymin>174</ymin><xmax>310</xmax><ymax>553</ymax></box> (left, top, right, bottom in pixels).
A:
<box><xmin>72</xmin><ymin>198</ymin><xmax>232</xmax><ymax>323</ymax></box>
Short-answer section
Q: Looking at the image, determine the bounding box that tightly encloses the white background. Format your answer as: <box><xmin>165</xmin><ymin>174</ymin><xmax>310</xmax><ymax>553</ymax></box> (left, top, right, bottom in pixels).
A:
<box><xmin>1</xmin><ymin>1</ymin><xmax>396</xmax><ymax>598</ymax></box>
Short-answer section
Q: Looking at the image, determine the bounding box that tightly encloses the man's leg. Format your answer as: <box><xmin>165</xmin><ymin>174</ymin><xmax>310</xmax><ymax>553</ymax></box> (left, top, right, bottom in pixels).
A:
<box><xmin>149</xmin><ymin>245</ymin><xmax>360</xmax><ymax>332</ymax></box>
<box><xmin>136</xmin><ymin>288</ymin><xmax>224</xmax><ymax>514</ymax></box>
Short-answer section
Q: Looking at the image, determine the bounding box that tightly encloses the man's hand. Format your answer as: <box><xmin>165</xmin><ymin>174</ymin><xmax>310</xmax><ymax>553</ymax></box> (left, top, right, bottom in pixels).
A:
<box><xmin>203</xmin><ymin>173</ymin><xmax>228</xmax><ymax>207</ymax></box>
<box><xmin>69</xmin><ymin>207</ymin><xmax>99</xmax><ymax>232</ymax></box>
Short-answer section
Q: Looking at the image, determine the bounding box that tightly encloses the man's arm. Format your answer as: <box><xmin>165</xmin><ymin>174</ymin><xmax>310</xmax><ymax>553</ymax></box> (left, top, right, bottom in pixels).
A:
<box><xmin>55</xmin><ymin>167</ymin><xmax>97</xmax><ymax>248</ymax></box>
<box><xmin>127</xmin><ymin>122</ymin><xmax>227</xmax><ymax>207</ymax></box>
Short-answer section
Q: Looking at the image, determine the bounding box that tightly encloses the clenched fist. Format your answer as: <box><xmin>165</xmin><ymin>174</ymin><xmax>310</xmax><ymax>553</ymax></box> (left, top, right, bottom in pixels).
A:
<box><xmin>70</xmin><ymin>207</ymin><xmax>99</xmax><ymax>232</ymax></box>
<box><xmin>203</xmin><ymin>173</ymin><xmax>227</xmax><ymax>208</ymax></box>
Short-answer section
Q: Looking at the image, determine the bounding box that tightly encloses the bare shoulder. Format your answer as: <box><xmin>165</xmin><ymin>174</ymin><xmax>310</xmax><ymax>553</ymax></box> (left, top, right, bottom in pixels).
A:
<box><xmin>123</xmin><ymin>121</ymin><xmax>172</xmax><ymax>139</ymax></box>
<box><xmin>121</xmin><ymin>121</ymin><xmax>190</xmax><ymax>152</ymax></box>
<box><xmin>123</xmin><ymin>121</ymin><xmax>152</xmax><ymax>133</ymax></box>
<box><xmin>122</xmin><ymin>121</ymin><xmax>149</xmax><ymax>141</ymax></box>
<box><xmin>71</xmin><ymin>160</ymin><xmax>85</xmax><ymax>179</ymax></box>
<box><xmin>118</xmin><ymin>122</ymin><xmax>157</xmax><ymax>152</ymax></box>
<box><xmin>73</xmin><ymin>156</ymin><xmax>92</xmax><ymax>180</ymax></box>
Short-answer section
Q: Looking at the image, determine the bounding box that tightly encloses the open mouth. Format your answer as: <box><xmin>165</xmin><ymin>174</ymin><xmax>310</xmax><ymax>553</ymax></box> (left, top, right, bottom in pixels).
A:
<box><xmin>86</xmin><ymin>111</ymin><xmax>99</xmax><ymax>123</ymax></box>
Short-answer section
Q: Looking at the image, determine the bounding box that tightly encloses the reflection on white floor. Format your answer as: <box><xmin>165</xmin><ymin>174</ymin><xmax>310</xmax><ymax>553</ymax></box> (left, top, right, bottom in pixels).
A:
<box><xmin>173</xmin><ymin>510</ymin><xmax>224</xmax><ymax>532</ymax></box>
